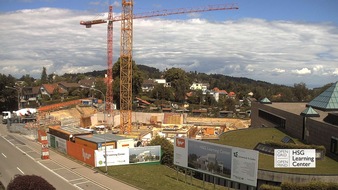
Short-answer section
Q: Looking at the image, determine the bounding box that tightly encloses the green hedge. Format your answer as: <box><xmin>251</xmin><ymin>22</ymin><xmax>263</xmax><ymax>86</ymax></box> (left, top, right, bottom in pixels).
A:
<box><xmin>259</xmin><ymin>181</ymin><xmax>338</xmax><ymax>190</ymax></box>
<box><xmin>264</xmin><ymin>140</ymin><xmax>326</xmax><ymax>153</ymax></box>
<box><xmin>259</xmin><ymin>184</ymin><xmax>281</xmax><ymax>190</ymax></box>
<box><xmin>281</xmin><ymin>181</ymin><xmax>338</xmax><ymax>190</ymax></box>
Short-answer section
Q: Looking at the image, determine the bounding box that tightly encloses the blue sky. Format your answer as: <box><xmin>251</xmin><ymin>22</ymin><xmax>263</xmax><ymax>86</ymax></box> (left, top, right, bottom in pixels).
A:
<box><xmin>1</xmin><ymin>0</ymin><xmax>337</xmax><ymax>23</ymax></box>
<box><xmin>0</xmin><ymin>0</ymin><xmax>337</xmax><ymax>87</ymax></box>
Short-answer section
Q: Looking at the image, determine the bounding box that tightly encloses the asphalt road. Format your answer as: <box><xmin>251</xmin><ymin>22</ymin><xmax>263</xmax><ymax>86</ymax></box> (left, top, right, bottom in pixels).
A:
<box><xmin>0</xmin><ymin>134</ymin><xmax>78</xmax><ymax>189</ymax></box>
<box><xmin>0</xmin><ymin>119</ymin><xmax>138</xmax><ymax>190</ymax></box>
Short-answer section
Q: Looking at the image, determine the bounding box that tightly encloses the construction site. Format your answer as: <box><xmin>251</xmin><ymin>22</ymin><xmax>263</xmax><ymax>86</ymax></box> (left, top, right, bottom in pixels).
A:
<box><xmin>36</xmin><ymin>101</ymin><xmax>250</xmax><ymax>145</ymax></box>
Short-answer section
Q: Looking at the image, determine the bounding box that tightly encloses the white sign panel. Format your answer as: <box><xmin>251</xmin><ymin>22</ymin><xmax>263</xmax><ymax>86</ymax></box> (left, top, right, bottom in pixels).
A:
<box><xmin>274</xmin><ymin>149</ymin><xmax>316</xmax><ymax>168</ymax></box>
<box><xmin>231</xmin><ymin>147</ymin><xmax>259</xmax><ymax>186</ymax></box>
<box><xmin>174</xmin><ymin>137</ymin><xmax>259</xmax><ymax>187</ymax></box>
<box><xmin>95</xmin><ymin>146</ymin><xmax>161</xmax><ymax>167</ymax></box>
<box><xmin>173</xmin><ymin>137</ymin><xmax>188</xmax><ymax>167</ymax></box>
<box><xmin>95</xmin><ymin>148</ymin><xmax>129</xmax><ymax>167</ymax></box>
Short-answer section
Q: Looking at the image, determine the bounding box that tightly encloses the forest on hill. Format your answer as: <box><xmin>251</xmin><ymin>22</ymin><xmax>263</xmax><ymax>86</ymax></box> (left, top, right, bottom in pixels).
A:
<box><xmin>81</xmin><ymin>63</ymin><xmax>330</xmax><ymax>102</ymax></box>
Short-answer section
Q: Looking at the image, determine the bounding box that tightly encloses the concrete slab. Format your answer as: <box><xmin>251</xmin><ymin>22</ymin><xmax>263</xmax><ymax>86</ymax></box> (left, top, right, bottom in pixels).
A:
<box><xmin>40</xmin><ymin>160</ymin><xmax>64</xmax><ymax>170</ymax></box>
<box><xmin>53</xmin><ymin>168</ymin><xmax>82</xmax><ymax>181</ymax></box>
<box><xmin>75</xmin><ymin>181</ymin><xmax>108</xmax><ymax>190</ymax></box>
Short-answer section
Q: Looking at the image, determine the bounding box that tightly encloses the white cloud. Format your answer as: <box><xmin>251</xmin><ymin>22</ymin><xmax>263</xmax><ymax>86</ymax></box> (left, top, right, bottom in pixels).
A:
<box><xmin>292</xmin><ymin>68</ymin><xmax>312</xmax><ymax>75</ymax></box>
<box><xmin>0</xmin><ymin>7</ymin><xmax>337</xmax><ymax>86</ymax></box>
<box><xmin>333</xmin><ymin>68</ymin><xmax>338</xmax><ymax>75</ymax></box>
<box><xmin>272</xmin><ymin>68</ymin><xmax>285</xmax><ymax>73</ymax></box>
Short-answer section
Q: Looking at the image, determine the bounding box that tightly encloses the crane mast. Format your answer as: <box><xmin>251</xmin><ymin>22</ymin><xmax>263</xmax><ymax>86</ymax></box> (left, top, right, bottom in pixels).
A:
<box><xmin>106</xmin><ymin>5</ymin><xmax>113</xmax><ymax>113</ymax></box>
<box><xmin>120</xmin><ymin>0</ymin><xmax>134</xmax><ymax>133</ymax></box>
<box><xmin>80</xmin><ymin>3</ymin><xmax>239</xmax><ymax>134</ymax></box>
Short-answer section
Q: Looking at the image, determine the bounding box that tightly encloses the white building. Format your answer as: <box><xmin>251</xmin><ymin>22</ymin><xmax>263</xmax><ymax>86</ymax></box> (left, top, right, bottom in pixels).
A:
<box><xmin>190</xmin><ymin>82</ymin><xmax>209</xmax><ymax>91</ymax></box>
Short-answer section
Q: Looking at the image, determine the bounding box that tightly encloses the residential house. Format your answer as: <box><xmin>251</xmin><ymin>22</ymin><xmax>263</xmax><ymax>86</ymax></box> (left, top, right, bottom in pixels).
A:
<box><xmin>40</xmin><ymin>83</ymin><xmax>68</xmax><ymax>100</ymax></box>
<box><xmin>141</xmin><ymin>78</ymin><xmax>171</xmax><ymax>92</ymax></box>
<box><xmin>228</xmin><ymin>91</ymin><xmax>236</xmax><ymax>99</ymax></box>
<box><xmin>190</xmin><ymin>82</ymin><xmax>209</xmax><ymax>91</ymax></box>
<box><xmin>78</xmin><ymin>77</ymin><xmax>96</xmax><ymax>88</ymax></box>
<box><xmin>58</xmin><ymin>82</ymin><xmax>80</xmax><ymax>95</ymax></box>
<box><xmin>141</xmin><ymin>79</ymin><xmax>156</xmax><ymax>92</ymax></box>
<box><xmin>212</xmin><ymin>87</ymin><xmax>228</xmax><ymax>102</ymax></box>
<box><xmin>135</xmin><ymin>97</ymin><xmax>151</xmax><ymax>109</ymax></box>
<box><xmin>21</xmin><ymin>86</ymin><xmax>40</xmax><ymax>107</ymax></box>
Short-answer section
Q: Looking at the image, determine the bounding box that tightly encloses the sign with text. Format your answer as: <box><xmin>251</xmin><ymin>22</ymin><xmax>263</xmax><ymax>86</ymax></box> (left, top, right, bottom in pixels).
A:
<box><xmin>274</xmin><ymin>149</ymin><xmax>316</xmax><ymax>168</ymax></box>
<box><xmin>174</xmin><ymin>137</ymin><xmax>259</xmax><ymax>187</ymax></box>
<box><xmin>95</xmin><ymin>146</ymin><xmax>161</xmax><ymax>167</ymax></box>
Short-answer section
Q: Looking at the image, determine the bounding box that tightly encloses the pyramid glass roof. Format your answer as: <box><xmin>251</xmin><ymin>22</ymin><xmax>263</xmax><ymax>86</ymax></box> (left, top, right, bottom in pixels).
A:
<box><xmin>260</xmin><ymin>97</ymin><xmax>272</xmax><ymax>104</ymax></box>
<box><xmin>307</xmin><ymin>82</ymin><xmax>338</xmax><ymax>111</ymax></box>
<box><xmin>300</xmin><ymin>106</ymin><xmax>320</xmax><ymax>117</ymax></box>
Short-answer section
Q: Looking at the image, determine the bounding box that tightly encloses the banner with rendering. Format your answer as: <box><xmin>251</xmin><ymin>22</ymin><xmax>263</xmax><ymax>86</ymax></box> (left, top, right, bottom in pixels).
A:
<box><xmin>95</xmin><ymin>146</ymin><xmax>161</xmax><ymax>167</ymax></box>
<box><xmin>174</xmin><ymin>137</ymin><xmax>259</xmax><ymax>187</ymax></box>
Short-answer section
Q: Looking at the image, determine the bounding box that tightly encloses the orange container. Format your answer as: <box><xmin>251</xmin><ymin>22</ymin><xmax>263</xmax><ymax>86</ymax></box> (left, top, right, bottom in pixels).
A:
<box><xmin>66</xmin><ymin>141</ymin><xmax>95</xmax><ymax>166</ymax></box>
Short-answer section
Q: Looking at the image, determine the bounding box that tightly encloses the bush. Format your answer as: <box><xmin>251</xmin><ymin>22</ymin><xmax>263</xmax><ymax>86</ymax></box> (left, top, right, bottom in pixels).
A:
<box><xmin>7</xmin><ymin>174</ymin><xmax>55</xmax><ymax>190</ymax></box>
<box><xmin>259</xmin><ymin>184</ymin><xmax>281</xmax><ymax>190</ymax></box>
<box><xmin>281</xmin><ymin>181</ymin><xmax>338</xmax><ymax>190</ymax></box>
<box><xmin>148</xmin><ymin>136</ymin><xmax>174</xmax><ymax>167</ymax></box>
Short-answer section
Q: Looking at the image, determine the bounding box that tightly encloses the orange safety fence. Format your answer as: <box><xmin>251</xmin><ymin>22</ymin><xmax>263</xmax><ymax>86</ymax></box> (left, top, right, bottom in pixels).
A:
<box><xmin>38</xmin><ymin>99</ymin><xmax>81</xmax><ymax>112</ymax></box>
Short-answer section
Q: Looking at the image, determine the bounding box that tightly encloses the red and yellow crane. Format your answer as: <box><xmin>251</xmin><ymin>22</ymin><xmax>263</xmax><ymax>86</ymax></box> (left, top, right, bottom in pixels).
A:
<box><xmin>80</xmin><ymin>1</ymin><xmax>238</xmax><ymax>134</ymax></box>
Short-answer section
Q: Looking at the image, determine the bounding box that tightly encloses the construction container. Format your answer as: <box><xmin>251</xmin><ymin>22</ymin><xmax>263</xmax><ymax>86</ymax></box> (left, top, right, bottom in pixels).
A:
<box><xmin>75</xmin><ymin>133</ymin><xmax>134</xmax><ymax>150</ymax></box>
<box><xmin>48</xmin><ymin>125</ymin><xmax>92</xmax><ymax>141</ymax></box>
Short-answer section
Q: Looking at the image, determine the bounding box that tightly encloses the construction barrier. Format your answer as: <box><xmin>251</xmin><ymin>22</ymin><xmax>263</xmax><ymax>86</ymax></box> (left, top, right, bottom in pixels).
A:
<box><xmin>38</xmin><ymin>99</ymin><xmax>81</xmax><ymax>112</ymax></box>
<box><xmin>38</xmin><ymin>130</ymin><xmax>48</xmax><ymax>144</ymax></box>
<box><xmin>41</xmin><ymin>143</ymin><xmax>49</xmax><ymax>159</ymax></box>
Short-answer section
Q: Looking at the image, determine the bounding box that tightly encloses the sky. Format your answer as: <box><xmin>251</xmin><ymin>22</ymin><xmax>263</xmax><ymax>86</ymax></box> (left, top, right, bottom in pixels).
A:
<box><xmin>0</xmin><ymin>0</ymin><xmax>338</xmax><ymax>88</ymax></box>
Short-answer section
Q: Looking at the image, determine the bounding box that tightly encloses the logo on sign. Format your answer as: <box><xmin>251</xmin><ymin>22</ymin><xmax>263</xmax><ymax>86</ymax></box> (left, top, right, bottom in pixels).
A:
<box><xmin>82</xmin><ymin>148</ymin><xmax>92</xmax><ymax>161</ymax></box>
<box><xmin>176</xmin><ymin>138</ymin><xmax>185</xmax><ymax>148</ymax></box>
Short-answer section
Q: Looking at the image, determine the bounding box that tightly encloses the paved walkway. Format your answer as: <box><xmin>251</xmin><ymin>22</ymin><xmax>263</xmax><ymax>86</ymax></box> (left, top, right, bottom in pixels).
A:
<box><xmin>0</xmin><ymin>124</ymin><xmax>139</xmax><ymax>190</ymax></box>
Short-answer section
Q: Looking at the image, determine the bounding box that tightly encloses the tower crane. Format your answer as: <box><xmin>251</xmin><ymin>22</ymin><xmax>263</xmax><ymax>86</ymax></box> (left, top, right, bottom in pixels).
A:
<box><xmin>80</xmin><ymin>1</ymin><xmax>238</xmax><ymax>134</ymax></box>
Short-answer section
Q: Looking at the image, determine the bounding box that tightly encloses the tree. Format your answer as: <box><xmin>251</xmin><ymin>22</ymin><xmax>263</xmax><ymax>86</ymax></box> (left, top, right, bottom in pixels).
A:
<box><xmin>19</xmin><ymin>74</ymin><xmax>34</xmax><ymax>86</ymax></box>
<box><xmin>225</xmin><ymin>98</ymin><xmax>236</xmax><ymax>111</ymax></box>
<box><xmin>0</xmin><ymin>74</ymin><xmax>17</xmax><ymax>112</ymax></box>
<box><xmin>293</xmin><ymin>82</ymin><xmax>309</xmax><ymax>101</ymax></box>
<box><xmin>148</xmin><ymin>135</ymin><xmax>174</xmax><ymax>166</ymax></box>
<box><xmin>7</xmin><ymin>174</ymin><xmax>55</xmax><ymax>190</ymax></box>
<box><xmin>40</xmin><ymin>67</ymin><xmax>48</xmax><ymax>84</ymax></box>
<box><xmin>164</xmin><ymin>68</ymin><xmax>190</xmax><ymax>102</ymax></box>
<box><xmin>151</xmin><ymin>84</ymin><xmax>174</xmax><ymax>101</ymax></box>
<box><xmin>112</xmin><ymin>58</ymin><xmax>143</xmax><ymax>109</ymax></box>
<box><xmin>187</xmin><ymin>90</ymin><xmax>203</xmax><ymax>105</ymax></box>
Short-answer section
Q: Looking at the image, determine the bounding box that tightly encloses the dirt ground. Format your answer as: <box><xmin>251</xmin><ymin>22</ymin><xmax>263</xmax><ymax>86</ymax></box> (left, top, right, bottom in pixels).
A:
<box><xmin>186</xmin><ymin>117</ymin><xmax>251</xmax><ymax>130</ymax></box>
<box><xmin>47</xmin><ymin>108</ymin><xmax>250</xmax><ymax>130</ymax></box>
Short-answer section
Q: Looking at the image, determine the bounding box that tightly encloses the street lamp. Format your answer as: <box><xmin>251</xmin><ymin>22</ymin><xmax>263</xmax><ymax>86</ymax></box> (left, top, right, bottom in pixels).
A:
<box><xmin>5</xmin><ymin>86</ymin><xmax>20</xmax><ymax>110</ymax></box>
<box><xmin>80</xmin><ymin>85</ymin><xmax>108</xmax><ymax>173</ymax></box>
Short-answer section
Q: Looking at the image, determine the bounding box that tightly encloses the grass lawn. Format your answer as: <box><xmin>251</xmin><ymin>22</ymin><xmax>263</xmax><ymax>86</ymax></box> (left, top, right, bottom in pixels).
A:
<box><xmin>99</xmin><ymin>164</ymin><xmax>232</xmax><ymax>190</ymax></box>
<box><xmin>95</xmin><ymin>127</ymin><xmax>338</xmax><ymax>189</ymax></box>
<box><xmin>209</xmin><ymin>127</ymin><xmax>338</xmax><ymax>174</ymax></box>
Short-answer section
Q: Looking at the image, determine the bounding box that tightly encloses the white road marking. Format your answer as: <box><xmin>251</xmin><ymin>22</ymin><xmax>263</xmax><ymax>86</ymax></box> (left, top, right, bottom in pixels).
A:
<box><xmin>17</xmin><ymin>167</ymin><xmax>24</xmax><ymax>174</ymax></box>
<box><xmin>1</xmin><ymin>153</ymin><xmax>7</xmax><ymax>158</ymax></box>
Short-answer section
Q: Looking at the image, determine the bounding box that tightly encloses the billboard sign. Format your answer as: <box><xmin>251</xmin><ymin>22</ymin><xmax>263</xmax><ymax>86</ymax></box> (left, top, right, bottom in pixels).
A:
<box><xmin>174</xmin><ymin>137</ymin><xmax>258</xmax><ymax>187</ymax></box>
<box><xmin>274</xmin><ymin>149</ymin><xmax>316</xmax><ymax>168</ymax></box>
<box><xmin>95</xmin><ymin>148</ymin><xmax>129</xmax><ymax>167</ymax></box>
<box><xmin>95</xmin><ymin>146</ymin><xmax>161</xmax><ymax>167</ymax></box>
<box><xmin>129</xmin><ymin>146</ymin><xmax>161</xmax><ymax>164</ymax></box>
